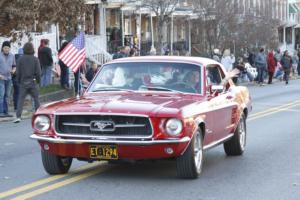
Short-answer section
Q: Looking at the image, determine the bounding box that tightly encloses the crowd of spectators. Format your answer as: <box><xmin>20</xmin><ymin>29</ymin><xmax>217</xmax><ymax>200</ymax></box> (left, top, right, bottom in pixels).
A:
<box><xmin>212</xmin><ymin>47</ymin><xmax>300</xmax><ymax>86</ymax></box>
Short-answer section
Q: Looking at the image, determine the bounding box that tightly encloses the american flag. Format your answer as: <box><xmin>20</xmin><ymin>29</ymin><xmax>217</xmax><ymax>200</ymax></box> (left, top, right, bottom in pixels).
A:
<box><xmin>58</xmin><ymin>32</ymin><xmax>85</xmax><ymax>73</ymax></box>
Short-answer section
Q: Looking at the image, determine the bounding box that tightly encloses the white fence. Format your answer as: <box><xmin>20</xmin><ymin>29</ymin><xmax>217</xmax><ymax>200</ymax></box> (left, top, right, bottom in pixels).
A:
<box><xmin>0</xmin><ymin>33</ymin><xmax>111</xmax><ymax>65</ymax></box>
<box><xmin>0</xmin><ymin>32</ymin><xmax>58</xmax><ymax>62</ymax></box>
<box><xmin>86</xmin><ymin>35</ymin><xmax>112</xmax><ymax>65</ymax></box>
<box><xmin>31</xmin><ymin>33</ymin><xmax>58</xmax><ymax>61</ymax></box>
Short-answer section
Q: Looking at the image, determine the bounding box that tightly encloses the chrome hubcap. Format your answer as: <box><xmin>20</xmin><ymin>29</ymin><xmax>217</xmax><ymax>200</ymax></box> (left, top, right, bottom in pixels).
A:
<box><xmin>61</xmin><ymin>157</ymin><xmax>70</xmax><ymax>167</ymax></box>
<box><xmin>239</xmin><ymin>118</ymin><xmax>246</xmax><ymax>151</ymax></box>
<box><xmin>194</xmin><ymin>131</ymin><xmax>203</xmax><ymax>173</ymax></box>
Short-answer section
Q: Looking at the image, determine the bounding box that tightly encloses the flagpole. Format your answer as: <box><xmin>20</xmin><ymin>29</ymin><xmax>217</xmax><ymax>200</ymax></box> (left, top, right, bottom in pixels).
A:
<box><xmin>58</xmin><ymin>31</ymin><xmax>85</xmax><ymax>99</ymax></box>
<box><xmin>76</xmin><ymin>66</ymin><xmax>80</xmax><ymax>99</ymax></box>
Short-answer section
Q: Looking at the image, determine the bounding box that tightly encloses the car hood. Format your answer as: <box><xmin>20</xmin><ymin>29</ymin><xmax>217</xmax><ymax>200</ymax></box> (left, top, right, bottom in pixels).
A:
<box><xmin>37</xmin><ymin>92</ymin><xmax>205</xmax><ymax>117</ymax></box>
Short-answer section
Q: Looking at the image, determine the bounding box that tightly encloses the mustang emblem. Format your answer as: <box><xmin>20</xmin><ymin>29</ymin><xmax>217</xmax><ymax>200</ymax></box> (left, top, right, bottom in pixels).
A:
<box><xmin>90</xmin><ymin>121</ymin><xmax>115</xmax><ymax>132</ymax></box>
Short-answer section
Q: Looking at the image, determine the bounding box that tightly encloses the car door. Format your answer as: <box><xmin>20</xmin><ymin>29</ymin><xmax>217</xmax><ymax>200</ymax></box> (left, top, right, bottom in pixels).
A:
<box><xmin>206</xmin><ymin>65</ymin><xmax>236</xmax><ymax>141</ymax></box>
<box><xmin>211</xmin><ymin>87</ymin><xmax>237</xmax><ymax>140</ymax></box>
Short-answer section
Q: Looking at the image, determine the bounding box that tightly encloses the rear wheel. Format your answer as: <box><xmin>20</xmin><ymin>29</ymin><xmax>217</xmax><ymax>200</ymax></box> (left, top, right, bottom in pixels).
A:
<box><xmin>41</xmin><ymin>150</ymin><xmax>73</xmax><ymax>174</ymax></box>
<box><xmin>176</xmin><ymin>129</ymin><xmax>203</xmax><ymax>179</ymax></box>
<box><xmin>224</xmin><ymin>114</ymin><xmax>246</xmax><ymax>156</ymax></box>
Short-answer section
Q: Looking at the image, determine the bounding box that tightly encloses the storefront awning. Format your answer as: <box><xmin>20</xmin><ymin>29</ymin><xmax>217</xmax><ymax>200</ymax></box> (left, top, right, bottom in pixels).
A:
<box><xmin>289</xmin><ymin>3</ymin><xmax>300</xmax><ymax>14</ymax></box>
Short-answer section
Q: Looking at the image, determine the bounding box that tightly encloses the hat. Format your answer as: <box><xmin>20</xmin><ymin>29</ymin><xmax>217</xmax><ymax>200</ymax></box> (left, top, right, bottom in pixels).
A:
<box><xmin>2</xmin><ymin>41</ymin><xmax>11</xmax><ymax>49</ymax></box>
<box><xmin>213</xmin><ymin>49</ymin><xmax>220</xmax><ymax>55</ymax></box>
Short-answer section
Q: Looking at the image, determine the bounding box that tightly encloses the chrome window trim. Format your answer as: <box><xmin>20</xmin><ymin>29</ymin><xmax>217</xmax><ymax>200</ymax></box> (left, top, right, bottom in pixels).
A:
<box><xmin>87</xmin><ymin>61</ymin><xmax>204</xmax><ymax>96</ymax></box>
<box><xmin>54</xmin><ymin>114</ymin><xmax>154</xmax><ymax>139</ymax></box>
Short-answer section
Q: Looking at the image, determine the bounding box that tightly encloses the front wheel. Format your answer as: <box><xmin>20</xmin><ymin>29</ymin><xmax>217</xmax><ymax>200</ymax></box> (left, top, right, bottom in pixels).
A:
<box><xmin>41</xmin><ymin>150</ymin><xmax>73</xmax><ymax>174</ymax></box>
<box><xmin>224</xmin><ymin>113</ymin><xmax>247</xmax><ymax>156</ymax></box>
<box><xmin>176</xmin><ymin>129</ymin><xmax>204</xmax><ymax>179</ymax></box>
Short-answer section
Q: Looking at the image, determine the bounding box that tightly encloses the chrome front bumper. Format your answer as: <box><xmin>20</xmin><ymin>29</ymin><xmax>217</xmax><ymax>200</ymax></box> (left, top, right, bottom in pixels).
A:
<box><xmin>30</xmin><ymin>134</ymin><xmax>191</xmax><ymax>146</ymax></box>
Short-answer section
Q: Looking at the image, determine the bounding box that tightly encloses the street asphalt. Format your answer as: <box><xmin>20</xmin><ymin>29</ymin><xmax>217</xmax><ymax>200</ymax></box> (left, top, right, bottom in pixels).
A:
<box><xmin>0</xmin><ymin>79</ymin><xmax>300</xmax><ymax>200</ymax></box>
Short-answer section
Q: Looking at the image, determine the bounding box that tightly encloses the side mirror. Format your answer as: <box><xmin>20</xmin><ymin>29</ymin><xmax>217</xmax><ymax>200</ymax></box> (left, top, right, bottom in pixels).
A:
<box><xmin>211</xmin><ymin>85</ymin><xmax>224</xmax><ymax>95</ymax></box>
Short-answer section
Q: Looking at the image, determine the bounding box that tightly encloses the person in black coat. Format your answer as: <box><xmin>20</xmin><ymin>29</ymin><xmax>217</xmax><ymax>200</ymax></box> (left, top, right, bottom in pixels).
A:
<box><xmin>280</xmin><ymin>50</ymin><xmax>292</xmax><ymax>85</ymax></box>
<box><xmin>39</xmin><ymin>39</ymin><xmax>53</xmax><ymax>87</ymax></box>
<box><xmin>14</xmin><ymin>42</ymin><xmax>41</xmax><ymax>123</ymax></box>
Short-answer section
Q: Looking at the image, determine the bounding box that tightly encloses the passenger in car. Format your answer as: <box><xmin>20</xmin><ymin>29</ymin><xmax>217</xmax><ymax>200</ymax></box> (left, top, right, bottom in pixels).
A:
<box><xmin>100</xmin><ymin>68</ymin><xmax>114</xmax><ymax>85</ymax></box>
<box><xmin>184</xmin><ymin>70</ymin><xmax>201</xmax><ymax>93</ymax></box>
<box><xmin>166</xmin><ymin>71</ymin><xmax>180</xmax><ymax>84</ymax></box>
<box><xmin>112</xmin><ymin>67</ymin><xmax>126</xmax><ymax>87</ymax></box>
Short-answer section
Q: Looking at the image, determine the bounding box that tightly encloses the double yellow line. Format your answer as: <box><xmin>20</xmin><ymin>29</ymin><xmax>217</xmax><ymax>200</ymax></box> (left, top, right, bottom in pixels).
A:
<box><xmin>0</xmin><ymin>162</ymin><xmax>108</xmax><ymax>200</ymax></box>
<box><xmin>248</xmin><ymin>99</ymin><xmax>300</xmax><ymax>121</ymax></box>
<box><xmin>1</xmin><ymin>99</ymin><xmax>300</xmax><ymax>199</ymax></box>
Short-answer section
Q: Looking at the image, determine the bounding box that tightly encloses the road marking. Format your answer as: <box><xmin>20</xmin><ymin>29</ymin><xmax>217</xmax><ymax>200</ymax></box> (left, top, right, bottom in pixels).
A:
<box><xmin>11</xmin><ymin>166</ymin><xmax>108</xmax><ymax>200</ymax></box>
<box><xmin>249</xmin><ymin>100</ymin><xmax>300</xmax><ymax>121</ymax></box>
<box><xmin>2</xmin><ymin>100</ymin><xmax>300</xmax><ymax>199</ymax></box>
<box><xmin>249</xmin><ymin>99</ymin><xmax>300</xmax><ymax>118</ymax></box>
<box><xmin>0</xmin><ymin>162</ymin><xmax>103</xmax><ymax>199</ymax></box>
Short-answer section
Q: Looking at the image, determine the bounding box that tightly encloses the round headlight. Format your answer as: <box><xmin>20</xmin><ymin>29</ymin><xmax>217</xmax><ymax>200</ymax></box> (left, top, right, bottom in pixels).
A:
<box><xmin>34</xmin><ymin>116</ymin><xmax>50</xmax><ymax>132</ymax></box>
<box><xmin>165</xmin><ymin>118</ymin><xmax>183</xmax><ymax>136</ymax></box>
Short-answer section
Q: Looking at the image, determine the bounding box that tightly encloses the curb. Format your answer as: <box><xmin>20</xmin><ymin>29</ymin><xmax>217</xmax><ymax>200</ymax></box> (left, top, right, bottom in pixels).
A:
<box><xmin>0</xmin><ymin>89</ymin><xmax>74</xmax><ymax>123</ymax></box>
<box><xmin>0</xmin><ymin>112</ymin><xmax>32</xmax><ymax>123</ymax></box>
<box><xmin>39</xmin><ymin>89</ymin><xmax>74</xmax><ymax>102</ymax></box>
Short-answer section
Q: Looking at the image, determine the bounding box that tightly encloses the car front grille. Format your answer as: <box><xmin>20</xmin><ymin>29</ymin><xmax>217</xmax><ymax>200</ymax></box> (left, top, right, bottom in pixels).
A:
<box><xmin>55</xmin><ymin>115</ymin><xmax>153</xmax><ymax>138</ymax></box>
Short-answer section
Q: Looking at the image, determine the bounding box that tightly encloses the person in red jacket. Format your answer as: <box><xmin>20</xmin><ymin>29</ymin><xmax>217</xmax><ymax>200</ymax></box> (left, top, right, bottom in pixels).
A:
<box><xmin>267</xmin><ymin>51</ymin><xmax>276</xmax><ymax>84</ymax></box>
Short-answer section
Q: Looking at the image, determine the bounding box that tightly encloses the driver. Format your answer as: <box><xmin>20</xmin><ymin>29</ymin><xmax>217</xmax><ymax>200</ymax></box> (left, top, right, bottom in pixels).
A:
<box><xmin>184</xmin><ymin>70</ymin><xmax>201</xmax><ymax>93</ymax></box>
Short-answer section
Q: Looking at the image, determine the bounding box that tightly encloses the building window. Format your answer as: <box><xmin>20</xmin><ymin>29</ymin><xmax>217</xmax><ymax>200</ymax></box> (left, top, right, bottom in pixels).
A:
<box><xmin>295</xmin><ymin>29</ymin><xmax>300</xmax><ymax>50</ymax></box>
<box><xmin>278</xmin><ymin>27</ymin><xmax>283</xmax><ymax>43</ymax></box>
<box><xmin>234</xmin><ymin>0</ymin><xmax>239</xmax><ymax>13</ymax></box>
<box><xmin>286</xmin><ymin>27</ymin><xmax>292</xmax><ymax>44</ymax></box>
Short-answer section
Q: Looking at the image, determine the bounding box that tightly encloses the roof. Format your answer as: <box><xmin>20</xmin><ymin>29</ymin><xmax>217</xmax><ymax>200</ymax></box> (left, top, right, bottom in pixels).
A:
<box><xmin>108</xmin><ymin>56</ymin><xmax>228</xmax><ymax>76</ymax></box>
<box><xmin>107</xmin><ymin>56</ymin><xmax>222</xmax><ymax>66</ymax></box>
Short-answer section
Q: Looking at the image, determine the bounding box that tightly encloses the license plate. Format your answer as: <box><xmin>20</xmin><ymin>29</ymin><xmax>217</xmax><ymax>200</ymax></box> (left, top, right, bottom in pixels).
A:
<box><xmin>90</xmin><ymin>145</ymin><xmax>118</xmax><ymax>160</ymax></box>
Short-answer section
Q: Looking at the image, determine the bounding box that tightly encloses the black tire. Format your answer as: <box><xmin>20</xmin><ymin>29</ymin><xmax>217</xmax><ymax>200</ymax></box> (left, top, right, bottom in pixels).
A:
<box><xmin>224</xmin><ymin>113</ymin><xmax>246</xmax><ymax>156</ymax></box>
<box><xmin>41</xmin><ymin>150</ymin><xmax>73</xmax><ymax>174</ymax></box>
<box><xmin>176</xmin><ymin>129</ymin><xmax>204</xmax><ymax>179</ymax></box>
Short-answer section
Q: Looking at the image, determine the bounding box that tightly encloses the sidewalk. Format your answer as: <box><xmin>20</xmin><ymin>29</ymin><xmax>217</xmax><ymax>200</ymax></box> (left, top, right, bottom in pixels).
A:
<box><xmin>0</xmin><ymin>88</ymin><xmax>73</xmax><ymax>123</ymax></box>
<box><xmin>238</xmin><ymin>74</ymin><xmax>300</xmax><ymax>87</ymax></box>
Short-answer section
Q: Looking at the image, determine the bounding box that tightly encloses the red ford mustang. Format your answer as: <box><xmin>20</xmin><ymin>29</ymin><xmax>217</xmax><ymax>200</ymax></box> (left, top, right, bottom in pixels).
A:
<box><xmin>31</xmin><ymin>56</ymin><xmax>251</xmax><ymax>179</ymax></box>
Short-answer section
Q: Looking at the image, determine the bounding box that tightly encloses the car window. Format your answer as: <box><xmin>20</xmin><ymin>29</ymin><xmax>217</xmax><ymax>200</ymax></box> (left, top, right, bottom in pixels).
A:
<box><xmin>88</xmin><ymin>62</ymin><xmax>203</xmax><ymax>94</ymax></box>
<box><xmin>206</xmin><ymin>65</ymin><xmax>222</xmax><ymax>85</ymax></box>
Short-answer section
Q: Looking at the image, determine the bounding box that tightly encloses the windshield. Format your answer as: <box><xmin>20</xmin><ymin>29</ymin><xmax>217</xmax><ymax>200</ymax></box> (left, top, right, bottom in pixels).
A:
<box><xmin>88</xmin><ymin>62</ymin><xmax>202</xmax><ymax>94</ymax></box>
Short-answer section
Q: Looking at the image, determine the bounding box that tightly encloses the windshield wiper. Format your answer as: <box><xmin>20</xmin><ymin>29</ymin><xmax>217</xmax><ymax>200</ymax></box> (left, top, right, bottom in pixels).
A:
<box><xmin>139</xmin><ymin>86</ymin><xmax>182</xmax><ymax>93</ymax></box>
<box><xmin>92</xmin><ymin>88</ymin><xmax>134</xmax><ymax>92</ymax></box>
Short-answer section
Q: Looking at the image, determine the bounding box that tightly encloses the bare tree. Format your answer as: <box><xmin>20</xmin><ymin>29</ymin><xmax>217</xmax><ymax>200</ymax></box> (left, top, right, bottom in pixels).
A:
<box><xmin>0</xmin><ymin>0</ymin><xmax>92</xmax><ymax>36</ymax></box>
<box><xmin>142</xmin><ymin>0</ymin><xmax>178</xmax><ymax>55</ymax></box>
<box><xmin>191</xmin><ymin>0</ymin><xmax>279</xmax><ymax>57</ymax></box>
<box><xmin>191</xmin><ymin>0</ymin><xmax>237</xmax><ymax>56</ymax></box>
<box><xmin>236</xmin><ymin>14</ymin><xmax>279</xmax><ymax>53</ymax></box>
